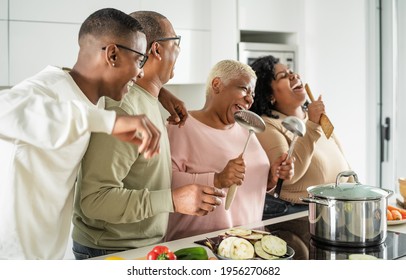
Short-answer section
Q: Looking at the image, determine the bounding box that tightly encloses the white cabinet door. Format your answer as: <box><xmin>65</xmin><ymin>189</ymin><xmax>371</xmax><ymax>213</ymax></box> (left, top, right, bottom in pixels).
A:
<box><xmin>168</xmin><ymin>29</ymin><xmax>211</xmax><ymax>85</ymax></box>
<box><xmin>9</xmin><ymin>22</ymin><xmax>79</xmax><ymax>85</ymax></box>
<box><xmin>9</xmin><ymin>0</ymin><xmax>141</xmax><ymax>23</ymax></box>
<box><xmin>140</xmin><ymin>0</ymin><xmax>210</xmax><ymax>30</ymax></box>
<box><xmin>0</xmin><ymin>21</ymin><xmax>8</xmax><ymax>86</ymax></box>
<box><xmin>0</xmin><ymin>0</ymin><xmax>7</xmax><ymax>20</ymax></box>
<box><xmin>238</xmin><ymin>0</ymin><xmax>304</xmax><ymax>32</ymax></box>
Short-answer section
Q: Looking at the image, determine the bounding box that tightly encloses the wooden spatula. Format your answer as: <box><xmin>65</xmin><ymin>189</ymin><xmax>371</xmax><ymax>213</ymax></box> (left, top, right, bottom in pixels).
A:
<box><xmin>305</xmin><ymin>84</ymin><xmax>334</xmax><ymax>139</ymax></box>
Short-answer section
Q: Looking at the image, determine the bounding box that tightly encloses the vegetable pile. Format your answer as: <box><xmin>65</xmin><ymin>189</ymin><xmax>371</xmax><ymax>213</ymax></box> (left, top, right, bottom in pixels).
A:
<box><xmin>387</xmin><ymin>205</ymin><xmax>406</xmax><ymax>221</ymax></box>
<box><xmin>204</xmin><ymin>227</ymin><xmax>289</xmax><ymax>260</ymax></box>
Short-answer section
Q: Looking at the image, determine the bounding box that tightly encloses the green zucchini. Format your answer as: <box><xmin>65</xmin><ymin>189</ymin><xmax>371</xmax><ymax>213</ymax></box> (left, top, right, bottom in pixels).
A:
<box><xmin>174</xmin><ymin>247</ymin><xmax>209</xmax><ymax>260</ymax></box>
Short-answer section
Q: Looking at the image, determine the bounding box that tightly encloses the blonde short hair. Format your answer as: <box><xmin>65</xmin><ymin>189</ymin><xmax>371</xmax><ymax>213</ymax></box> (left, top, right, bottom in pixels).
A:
<box><xmin>205</xmin><ymin>60</ymin><xmax>257</xmax><ymax>96</ymax></box>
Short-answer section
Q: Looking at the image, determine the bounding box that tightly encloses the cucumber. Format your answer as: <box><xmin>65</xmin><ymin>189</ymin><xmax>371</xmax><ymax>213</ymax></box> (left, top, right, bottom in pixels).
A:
<box><xmin>174</xmin><ymin>247</ymin><xmax>209</xmax><ymax>260</ymax></box>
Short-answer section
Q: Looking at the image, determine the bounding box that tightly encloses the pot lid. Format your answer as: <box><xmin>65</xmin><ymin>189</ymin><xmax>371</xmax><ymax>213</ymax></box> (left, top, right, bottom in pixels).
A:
<box><xmin>307</xmin><ymin>171</ymin><xmax>393</xmax><ymax>201</ymax></box>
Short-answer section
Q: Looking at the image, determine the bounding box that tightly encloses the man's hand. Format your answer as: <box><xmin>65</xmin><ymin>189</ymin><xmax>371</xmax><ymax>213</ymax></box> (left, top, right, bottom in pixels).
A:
<box><xmin>158</xmin><ymin>87</ymin><xmax>188</xmax><ymax>127</ymax></box>
<box><xmin>172</xmin><ymin>185</ymin><xmax>225</xmax><ymax>216</ymax></box>
<box><xmin>268</xmin><ymin>152</ymin><xmax>295</xmax><ymax>188</ymax></box>
<box><xmin>214</xmin><ymin>155</ymin><xmax>246</xmax><ymax>188</ymax></box>
<box><xmin>111</xmin><ymin>114</ymin><xmax>161</xmax><ymax>159</ymax></box>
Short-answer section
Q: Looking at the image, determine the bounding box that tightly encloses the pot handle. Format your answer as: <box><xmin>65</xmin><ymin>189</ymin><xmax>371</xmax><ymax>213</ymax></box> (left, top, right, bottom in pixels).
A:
<box><xmin>300</xmin><ymin>197</ymin><xmax>332</xmax><ymax>206</ymax></box>
<box><xmin>335</xmin><ymin>170</ymin><xmax>360</xmax><ymax>186</ymax></box>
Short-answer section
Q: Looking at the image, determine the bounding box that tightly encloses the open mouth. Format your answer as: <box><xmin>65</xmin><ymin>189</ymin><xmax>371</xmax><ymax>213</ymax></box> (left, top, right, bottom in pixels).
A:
<box><xmin>235</xmin><ymin>104</ymin><xmax>246</xmax><ymax>111</ymax></box>
<box><xmin>291</xmin><ymin>81</ymin><xmax>304</xmax><ymax>91</ymax></box>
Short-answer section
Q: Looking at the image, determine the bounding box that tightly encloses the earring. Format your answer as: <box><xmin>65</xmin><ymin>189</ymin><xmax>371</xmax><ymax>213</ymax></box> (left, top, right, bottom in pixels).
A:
<box><xmin>112</xmin><ymin>63</ymin><xmax>115</xmax><ymax>67</ymax></box>
<box><xmin>270</xmin><ymin>98</ymin><xmax>276</xmax><ymax>105</ymax></box>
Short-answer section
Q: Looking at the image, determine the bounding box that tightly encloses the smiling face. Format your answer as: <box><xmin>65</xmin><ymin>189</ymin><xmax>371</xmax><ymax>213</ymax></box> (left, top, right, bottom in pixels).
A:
<box><xmin>215</xmin><ymin>73</ymin><xmax>257</xmax><ymax>126</ymax></box>
<box><xmin>105</xmin><ymin>31</ymin><xmax>147</xmax><ymax>100</ymax></box>
<box><xmin>271</xmin><ymin>63</ymin><xmax>307</xmax><ymax>111</ymax></box>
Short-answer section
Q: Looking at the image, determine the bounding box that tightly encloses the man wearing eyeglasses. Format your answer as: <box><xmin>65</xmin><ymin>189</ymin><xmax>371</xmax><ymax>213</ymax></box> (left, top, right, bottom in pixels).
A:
<box><xmin>0</xmin><ymin>8</ymin><xmax>164</xmax><ymax>260</ymax></box>
<box><xmin>71</xmin><ymin>11</ymin><xmax>225</xmax><ymax>259</ymax></box>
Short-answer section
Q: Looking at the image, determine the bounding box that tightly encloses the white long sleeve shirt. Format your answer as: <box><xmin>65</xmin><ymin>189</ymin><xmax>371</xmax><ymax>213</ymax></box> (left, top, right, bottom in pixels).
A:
<box><xmin>0</xmin><ymin>66</ymin><xmax>116</xmax><ymax>259</ymax></box>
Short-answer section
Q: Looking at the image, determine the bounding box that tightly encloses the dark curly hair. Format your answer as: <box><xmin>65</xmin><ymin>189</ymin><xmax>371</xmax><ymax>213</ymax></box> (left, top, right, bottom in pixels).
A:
<box><xmin>249</xmin><ymin>55</ymin><xmax>280</xmax><ymax>119</ymax></box>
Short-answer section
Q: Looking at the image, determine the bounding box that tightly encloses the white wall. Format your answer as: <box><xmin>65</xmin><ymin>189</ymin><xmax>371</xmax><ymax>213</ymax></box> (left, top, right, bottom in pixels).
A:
<box><xmin>303</xmin><ymin>0</ymin><xmax>369</xmax><ymax>183</ymax></box>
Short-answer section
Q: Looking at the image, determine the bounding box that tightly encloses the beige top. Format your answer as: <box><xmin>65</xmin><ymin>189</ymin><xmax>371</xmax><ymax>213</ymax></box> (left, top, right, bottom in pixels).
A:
<box><xmin>256</xmin><ymin>111</ymin><xmax>351</xmax><ymax>204</ymax></box>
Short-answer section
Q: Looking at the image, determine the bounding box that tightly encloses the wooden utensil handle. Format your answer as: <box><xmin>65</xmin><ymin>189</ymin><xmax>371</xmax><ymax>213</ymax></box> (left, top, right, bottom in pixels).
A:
<box><xmin>225</xmin><ymin>184</ymin><xmax>238</xmax><ymax>210</ymax></box>
<box><xmin>305</xmin><ymin>84</ymin><xmax>316</xmax><ymax>102</ymax></box>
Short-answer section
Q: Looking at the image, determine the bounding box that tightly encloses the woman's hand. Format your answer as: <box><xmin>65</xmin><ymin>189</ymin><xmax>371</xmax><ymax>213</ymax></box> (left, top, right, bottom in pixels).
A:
<box><xmin>307</xmin><ymin>95</ymin><xmax>325</xmax><ymax>124</ymax></box>
<box><xmin>268</xmin><ymin>152</ymin><xmax>295</xmax><ymax>189</ymax></box>
<box><xmin>214</xmin><ymin>155</ymin><xmax>246</xmax><ymax>189</ymax></box>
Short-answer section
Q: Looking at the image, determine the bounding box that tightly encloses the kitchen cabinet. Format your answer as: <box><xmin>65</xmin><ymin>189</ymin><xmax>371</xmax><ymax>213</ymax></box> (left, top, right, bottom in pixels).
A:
<box><xmin>9</xmin><ymin>0</ymin><xmax>141</xmax><ymax>23</ymax></box>
<box><xmin>6</xmin><ymin>0</ymin><xmax>211</xmax><ymax>86</ymax></box>
<box><xmin>168</xmin><ymin>29</ymin><xmax>211</xmax><ymax>85</ymax></box>
<box><xmin>238</xmin><ymin>0</ymin><xmax>304</xmax><ymax>33</ymax></box>
<box><xmin>0</xmin><ymin>21</ymin><xmax>8</xmax><ymax>86</ymax></box>
<box><xmin>9</xmin><ymin>0</ymin><xmax>209</xmax><ymax>30</ymax></box>
<box><xmin>0</xmin><ymin>0</ymin><xmax>7</xmax><ymax>19</ymax></box>
<box><xmin>140</xmin><ymin>0</ymin><xmax>210</xmax><ymax>31</ymax></box>
<box><xmin>0</xmin><ymin>0</ymin><xmax>8</xmax><ymax>86</ymax></box>
<box><xmin>9</xmin><ymin>21</ymin><xmax>79</xmax><ymax>85</ymax></box>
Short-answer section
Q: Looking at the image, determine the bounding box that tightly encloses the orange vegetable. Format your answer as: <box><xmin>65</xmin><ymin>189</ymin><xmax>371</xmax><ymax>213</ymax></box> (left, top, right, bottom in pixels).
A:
<box><xmin>388</xmin><ymin>205</ymin><xmax>406</xmax><ymax>219</ymax></box>
<box><xmin>391</xmin><ymin>209</ymin><xmax>402</xmax><ymax>220</ymax></box>
<box><xmin>387</xmin><ymin>209</ymin><xmax>393</xmax><ymax>220</ymax></box>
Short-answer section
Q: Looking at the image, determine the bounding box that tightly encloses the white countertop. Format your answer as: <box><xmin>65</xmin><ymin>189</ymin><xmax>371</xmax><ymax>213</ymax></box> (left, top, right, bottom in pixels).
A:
<box><xmin>92</xmin><ymin>207</ymin><xmax>406</xmax><ymax>260</ymax></box>
<box><xmin>92</xmin><ymin>211</ymin><xmax>309</xmax><ymax>260</ymax></box>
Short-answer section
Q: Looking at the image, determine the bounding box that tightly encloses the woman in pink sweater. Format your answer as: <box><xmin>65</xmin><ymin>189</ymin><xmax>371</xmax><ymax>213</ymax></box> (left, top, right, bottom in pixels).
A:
<box><xmin>165</xmin><ymin>60</ymin><xmax>294</xmax><ymax>241</ymax></box>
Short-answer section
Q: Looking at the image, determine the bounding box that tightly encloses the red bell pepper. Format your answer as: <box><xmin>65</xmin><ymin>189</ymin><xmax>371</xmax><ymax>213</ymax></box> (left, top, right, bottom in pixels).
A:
<box><xmin>146</xmin><ymin>245</ymin><xmax>177</xmax><ymax>260</ymax></box>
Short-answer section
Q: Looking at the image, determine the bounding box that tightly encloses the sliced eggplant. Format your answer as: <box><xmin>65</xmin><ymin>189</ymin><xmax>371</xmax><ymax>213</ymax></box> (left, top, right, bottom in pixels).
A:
<box><xmin>242</xmin><ymin>233</ymin><xmax>264</xmax><ymax>240</ymax></box>
<box><xmin>217</xmin><ymin>236</ymin><xmax>238</xmax><ymax>258</ymax></box>
<box><xmin>218</xmin><ymin>236</ymin><xmax>255</xmax><ymax>260</ymax></box>
<box><xmin>254</xmin><ymin>241</ymin><xmax>280</xmax><ymax>260</ymax></box>
<box><xmin>252</xmin><ymin>229</ymin><xmax>271</xmax><ymax>235</ymax></box>
<box><xmin>226</xmin><ymin>228</ymin><xmax>252</xmax><ymax>236</ymax></box>
<box><xmin>229</xmin><ymin>238</ymin><xmax>255</xmax><ymax>260</ymax></box>
<box><xmin>261</xmin><ymin>235</ymin><xmax>287</xmax><ymax>257</ymax></box>
<box><xmin>348</xmin><ymin>254</ymin><xmax>378</xmax><ymax>260</ymax></box>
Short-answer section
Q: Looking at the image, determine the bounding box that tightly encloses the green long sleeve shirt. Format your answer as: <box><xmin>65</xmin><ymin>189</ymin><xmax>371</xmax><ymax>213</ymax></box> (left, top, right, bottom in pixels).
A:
<box><xmin>72</xmin><ymin>84</ymin><xmax>173</xmax><ymax>250</ymax></box>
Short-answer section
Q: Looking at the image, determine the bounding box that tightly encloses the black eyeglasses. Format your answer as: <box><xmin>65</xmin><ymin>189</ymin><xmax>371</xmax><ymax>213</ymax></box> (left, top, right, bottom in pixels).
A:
<box><xmin>102</xmin><ymin>44</ymin><xmax>148</xmax><ymax>69</ymax></box>
<box><xmin>154</xmin><ymin>36</ymin><xmax>181</xmax><ymax>47</ymax></box>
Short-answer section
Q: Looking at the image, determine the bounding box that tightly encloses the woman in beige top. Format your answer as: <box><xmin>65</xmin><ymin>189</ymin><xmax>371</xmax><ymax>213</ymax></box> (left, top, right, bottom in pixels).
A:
<box><xmin>249</xmin><ymin>55</ymin><xmax>351</xmax><ymax>218</ymax></box>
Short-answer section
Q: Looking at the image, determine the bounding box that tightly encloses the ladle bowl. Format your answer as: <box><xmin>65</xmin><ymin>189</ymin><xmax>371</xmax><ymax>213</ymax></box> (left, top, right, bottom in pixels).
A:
<box><xmin>273</xmin><ymin>116</ymin><xmax>306</xmax><ymax>198</ymax></box>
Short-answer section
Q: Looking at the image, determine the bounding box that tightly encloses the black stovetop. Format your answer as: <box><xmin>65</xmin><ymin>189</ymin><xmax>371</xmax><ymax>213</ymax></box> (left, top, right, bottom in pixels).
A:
<box><xmin>264</xmin><ymin>216</ymin><xmax>406</xmax><ymax>260</ymax></box>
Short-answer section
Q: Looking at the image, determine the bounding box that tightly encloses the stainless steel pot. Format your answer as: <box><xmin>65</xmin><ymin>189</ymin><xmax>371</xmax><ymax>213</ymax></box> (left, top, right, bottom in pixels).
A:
<box><xmin>300</xmin><ymin>171</ymin><xmax>393</xmax><ymax>247</ymax></box>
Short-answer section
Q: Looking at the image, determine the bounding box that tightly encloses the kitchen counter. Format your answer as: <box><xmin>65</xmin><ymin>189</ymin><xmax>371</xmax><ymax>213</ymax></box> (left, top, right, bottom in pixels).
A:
<box><xmin>92</xmin><ymin>207</ymin><xmax>406</xmax><ymax>260</ymax></box>
<box><xmin>91</xmin><ymin>211</ymin><xmax>309</xmax><ymax>260</ymax></box>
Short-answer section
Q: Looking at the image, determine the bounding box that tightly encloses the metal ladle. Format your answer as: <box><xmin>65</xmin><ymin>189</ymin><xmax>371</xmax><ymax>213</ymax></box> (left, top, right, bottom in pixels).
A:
<box><xmin>225</xmin><ymin>110</ymin><xmax>266</xmax><ymax>210</ymax></box>
<box><xmin>273</xmin><ymin>116</ymin><xmax>306</xmax><ymax>198</ymax></box>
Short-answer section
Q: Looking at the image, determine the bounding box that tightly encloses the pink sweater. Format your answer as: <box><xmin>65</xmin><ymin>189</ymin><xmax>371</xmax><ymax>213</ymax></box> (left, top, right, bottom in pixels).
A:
<box><xmin>165</xmin><ymin>115</ymin><xmax>270</xmax><ymax>241</ymax></box>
